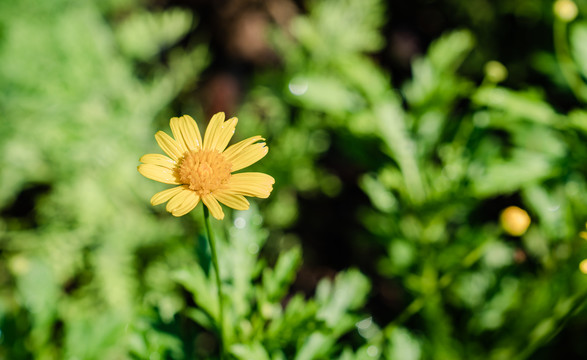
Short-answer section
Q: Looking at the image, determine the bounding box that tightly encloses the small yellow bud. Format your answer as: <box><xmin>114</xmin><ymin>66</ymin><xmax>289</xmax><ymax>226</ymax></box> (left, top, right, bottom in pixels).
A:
<box><xmin>500</xmin><ymin>206</ymin><xmax>531</xmax><ymax>236</ymax></box>
<box><xmin>554</xmin><ymin>0</ymin><xmax>578</xmax><ymax>22</ymax></box>
<box><xmin>580</xmin><ymin>259</ymin><xmax>587</xmax><ymax>274</ymax></box>
<box><xmin>484</xmin><ymin>61</ymin><xmax>508</xmax><ymax>83</ymax></box>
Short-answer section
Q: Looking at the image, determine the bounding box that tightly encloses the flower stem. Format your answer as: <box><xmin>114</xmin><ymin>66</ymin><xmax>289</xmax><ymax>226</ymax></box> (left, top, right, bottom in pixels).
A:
<box><xmin>203</xmin><ymin>206</ymin><xmax>225</xmax><ymax>359</ymax></box>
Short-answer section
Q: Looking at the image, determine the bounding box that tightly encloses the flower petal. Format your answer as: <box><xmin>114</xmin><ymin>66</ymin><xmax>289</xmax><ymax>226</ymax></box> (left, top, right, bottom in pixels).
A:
<box><xmin>202</xmin><ymin>194</ymin><xmax>225</xmax><ymax>220</ymax></box>
<box><xmin>140</xmin><ymin>154</ymin><xmax>177</xmax><ymax>169</ymax></box>
<box><xmin>211</xmin><ymin>117</ymin><xmax>238</xmax><ymax>152</ymax></box>
<box><xmin>179</xmin><ymin>115</ymin><xmax>203</xmax><ymax>150</ymax></box>
<box><xmin>224</xmin><ymin>172</ymin><xmax>275</xmax><ymax>198</ymax></box>
<box><xmin>150</xmin><ymin>185</ymin><xmax>186</xmax><ymax>206</ymax></box>
<box><xmin>172</xmin><ymin>191</ymin><xmax>200</xmax><ymax>217</ymax></box>
<box><xmin>213</xmin><ymin>191</ymin><xmax>250</xmax><ymax>210</ymax></box>
<box><xmin>155</xmin><ymin>131</ymin><xmax>184</xmax><ymax>161</ymax></box>
<box><xmin>169</xmin><ymin>117</ymin><xmax>190</xmax><ymax>153</ymax></box>
<box><xmin>222</xmin><ymin>135</ymin><xmax>264</xmax><ymax>160</ymax></box>
<box><xmin>203</xmin><ymin>112</ymin><xmax>225</xmax><ymax>150</ymax></box>
<box><xmin>227</xmin><ymin>142</ymin><xmax>268</xmax><ymax>172</ymax></box>
<box><xmin>165</xmin><ymin>188</ymin><xmax>192</xmax><ymax>213</ymax></box>
<box><xmin>138</xmin><ymin>164</ymin><xmax>180</xmax><ymax>185</ymax></box>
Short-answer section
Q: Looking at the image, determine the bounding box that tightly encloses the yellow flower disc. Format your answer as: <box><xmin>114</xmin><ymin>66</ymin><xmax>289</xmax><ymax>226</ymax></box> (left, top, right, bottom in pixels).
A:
<box><xmin>178</xmin><ymin>150</ymin><xmax>232</xmax><ymax>196</ymax></box>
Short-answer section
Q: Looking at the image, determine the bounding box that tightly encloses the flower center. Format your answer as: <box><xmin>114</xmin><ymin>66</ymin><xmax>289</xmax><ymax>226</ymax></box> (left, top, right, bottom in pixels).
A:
<box><xmin>178</xmin><ymin>150</ymin><xmax>232</xmax><ymax>196</ymax></box>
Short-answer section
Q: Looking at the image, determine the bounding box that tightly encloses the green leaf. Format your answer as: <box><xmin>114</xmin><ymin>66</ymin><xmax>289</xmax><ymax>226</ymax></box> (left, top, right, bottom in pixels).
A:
<box><xmin>262</xmin><ymin>246</ymin><xmax>302</xmax><ymax>301</ymax></box>
<box><xmin>64</xmin><ymin>313</ymin><xmax>126</xmax><ymax>359</ymax></box>
<box><xmin>428</xmin><ymin>29</ymin><xmax>475</xmax><ymax>72</ymax></box>
<box><xmin>570</xmin><ymin>21</ymin><xmax>587</xmax><ymax>79</ymax></box>
<box><xmin>376</xmin><ymin>100</ymin><xmax>426</xmax><ymax>203</ymax></box>
<box><xmin>316</xmin><ymin>269</ymin><xmax>370</xmax><ymax>329</ymax></box>
<box><xmin>333</xmin><ymin>54</ymin><xmax>390</xmax><ymax>103</ymax></box>
<box><xmin>265</xmin><ymin>294</ymin><xmax>318</xmax><ymax>348</ymax></box>
<box><xmin>359</xmin><ymin>174</ymin><xmax>397</xmax><ymax>213</ymax></box>
<box><xmin>287</xmin><ymin>74</ymin><xmax>361</xmax><ymax>113</ymax></box>
<box><xmin>403</xmin><ymin>30</ymin><xmax>474</xmax><ymax>108</ymax></box>
<box><xmin>116</xmin><ymin>8</ymin><xmax>194</xmax><ymax>60</ymax></box>
<box><xmin>522</xmin><ymin>184</ymin><xmax>571</xmax><ymax>240</ymax></box>
<box><xmin>386</xmin><ymin>327</ymin><xmax>422</xmax><ymax>360</ymax></box>
<box><xmin>470</xmin><ymin>150</ymin><xmax>555</xmax><ymax>197</ymax></box>
<box><xmin>472</xmin><ymin>87</ymin><xmax>561</xmax><ymax>125</ymax></box>
<box><xmin>294</xmin><ymin>332</ymin><xmax>335</xmax><ymax>360</ymax></box>
<box><xmin>173</xmin><ymin>267</ymin><xmax>217</xmax><ymax>320</ymax></box>
<box><xmin>231</xmin><ymin>342</ymin><xmax>271</xmax><ymax>360</ymax></box>
<box><xmin>291</xmin><ymin>0</ymin><xmax>385</xmax><ymax>57</ymax></box>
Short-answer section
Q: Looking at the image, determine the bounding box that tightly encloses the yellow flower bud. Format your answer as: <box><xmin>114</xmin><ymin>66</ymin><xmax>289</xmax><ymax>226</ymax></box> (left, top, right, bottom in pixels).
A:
<box><xmin>554</xmin><ymin>0</ymin><xmax>578</xmax><ymax>22</ymax></box>
<box><xmin>500</xmin><ymin>206</ymin><xmax>531</xmax><ymax>236</ymax></box>
<box><xmin>484</xmin><ymin>61</ymin><xmax>508</xmax><ymax>83</ymax></box>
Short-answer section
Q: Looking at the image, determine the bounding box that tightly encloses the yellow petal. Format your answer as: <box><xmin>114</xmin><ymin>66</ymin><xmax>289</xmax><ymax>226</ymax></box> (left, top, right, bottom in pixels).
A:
<box><xmin>213</xmin><ymin>191</ymin><xmax>250</xmax><ymax>210</ymax></box>
<box><xmin>172</xmin><ymin>191</ymin><xmax>200</xmax><ymax>217</ymax></box>
<box><xmin>227</xmin><ymin>143</ymin><xmax>268</xmax><ymax>172</ymax></box>
<box><xmin>138</xmin><ymin>164</ymin><xmax>180</xmax><ymax>185</ymax></box>
<box><xmin>170</xmin><ymin>117</ymin><xmax>190</xmax><ymax>153</ymax></box>
<box><xmin>140</xmin><ymin>154</ymin><xmax>177</xmax><ymax>169</ymax></box>
<box><xmin>155</xmin><ymin>131</ymin><xmax>184</xmax><ymax>161</ymax></box>
<box><xmin>150</xmin><ymin>186</ymin><xmax>186</xmax><ymax>206</ymax></box>
<box><xmin>165</xmin><ymin>188</ymin><xmax>192</xmax><ymax>212</ymax></box>
<box><xmin>179</xmin><ymin>115</ymin><xmax>203</xmax><ymax>150</ymax></box>
<box><xmin>211</xmin><ymin>117</ymin><xmax>238</xmax><ymax>152</ymax></box>
<box><xmin>224</xmin><ymin>172</ymin><xmax>275</xmax><ymax>198</ymax></box>
<box><xmin>203</xmin><ymin>112</ymin><xmax>225</xmax><ymax>150</ymax></box>
<box><xmin>223</xmin><ymin>135</ymin><xmax>264</xmax><ymax>160</ymax></box>
<box><xmin>202</xmin><ymin>194</ymin><xmax>225</xmax><ymax>220</ymax></box>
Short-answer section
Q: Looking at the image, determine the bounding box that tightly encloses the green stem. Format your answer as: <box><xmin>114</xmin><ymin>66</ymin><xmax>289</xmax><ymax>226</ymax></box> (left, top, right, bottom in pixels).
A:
<box><xmin>203</xmin><ymin>206</ymin><xmax>225</xmax><ymax>359</ymax></box>
<box><xmin>514</xmin><ymin>286</ymin><xmax>587</xmax><ymax>360</ymax></box>
<box><xmin>553</xmin><ymin>18</ymin><xmax>587</xmax><ymax>103</ymax></box>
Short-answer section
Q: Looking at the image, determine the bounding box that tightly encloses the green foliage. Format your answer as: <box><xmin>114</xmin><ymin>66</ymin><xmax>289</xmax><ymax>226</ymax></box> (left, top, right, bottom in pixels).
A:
<box><xmin>245</xmin><ymin>0</ymin><xmax>587</xmax><ymax>358</ymax></box>
<box><xmin>3</xmin><ymin>0</ymin><xmax>587</xmax><ymax>359</ymax></box>
<box><xmin>0</xmin><ymin>0</ymin><xmax>208</xmax><ymax>358</ymax></box>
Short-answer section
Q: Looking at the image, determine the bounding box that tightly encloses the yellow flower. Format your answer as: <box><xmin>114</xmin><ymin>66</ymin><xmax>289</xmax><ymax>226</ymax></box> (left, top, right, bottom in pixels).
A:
<box><xmin>138</xmin><ymin>112</ymin><xmax>274</xmax><ymax>220</ymax></box>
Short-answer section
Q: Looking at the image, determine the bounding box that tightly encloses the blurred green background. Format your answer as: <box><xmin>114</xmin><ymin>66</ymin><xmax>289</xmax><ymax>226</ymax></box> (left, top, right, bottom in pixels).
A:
<box><xmin>2</xmin><ymin>0</ymin><xmax>587</xmax><ymax>359</ymax></box>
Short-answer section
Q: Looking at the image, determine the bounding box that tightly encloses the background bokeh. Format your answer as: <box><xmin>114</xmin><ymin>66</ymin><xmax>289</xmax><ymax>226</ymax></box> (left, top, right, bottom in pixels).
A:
<box><xmin>2</xmin><ymin>0</ymin><xmax>587</xmax><ymax>359</ymax></box>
